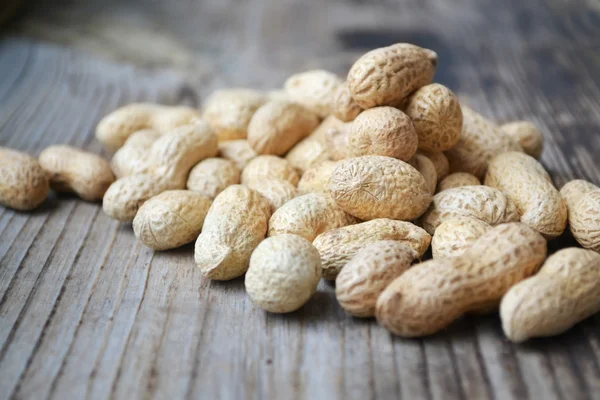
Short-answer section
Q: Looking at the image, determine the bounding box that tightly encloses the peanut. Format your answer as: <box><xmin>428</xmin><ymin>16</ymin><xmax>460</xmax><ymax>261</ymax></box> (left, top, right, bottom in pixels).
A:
<box><xmin>335</xmin><ymin>241</ymin><xmax>418</xmax><ymax>317</ymax></box>
<box><xmin>217</xmin><ymin>139</ymin><xmax>257</xmax><ymax>170</ymax></box>
<box><xmin>284</xmin><ymin>70</ymin><xmax>342</xmax><ymax>118</ymax></box>
<box><xmin>313</xmin><ymin>218</ymin><xmax>431</xmax><ymax>280</ymax></box>
<box><xmin>248</xmin><ymin>180</ymin><xmax>297</xmax><ymax>213</ymax></box>
<box><xmin>325</xmin><ymin>123</ymin><xmax>351</xmax><ymax>161</ymax></box>
<box><xmin>404</xmin><ymin>83</ymin><xmax>463</xmax><ymax>152</ymax></box>
<box><xmin>485</xmin><ymin>151</ymin><xmax>567</xmax><ymax>238</ymax></box>
<box><xmin>329</xmin><ymin>155</ymin><xmax>431</xmax><ymax>221</ymax></box>
<box><xmin>268</xmin><ymin>192</ymin><xmax>358</xmax><ymax>241</ymax></box>
<box><xmin>39</xmin><ymin>145</ymin><xmax>115</xmax><ymax>201</ymax></box>
<box><xmin>436</xmin><ymin>172</ymin><xmax>480</xmax><ymax>193</ymax></box>
<box><xmin>331</xmin><ymin>82</ymin><xmax>362</xmax><ymax>122</ymax></box>
<box><xmin>285</xmin><ymin>137</ymin><xmax>330</xmax><ymax>174</ymax></box>
<box><xmin>501</xmin><ymin>248</ymin><xmax>600</xmax><ymax>342</ymax></box>
<box><xmin>0</xmin><ymin>147</ymin><xmax>50</xmax><ymax>210</ymax></box>
<box><xmin>308</xmin><ymin>115</ymin><xmax>344</xmax><ymax>145</ymax></box>
<box><xmin>376</xmin><ymin>223</ymin><xmax>547</xmax><ymax>337</ymax></box>
<box><xmin>111</xmin><ymin>129</ymin><xmax>161</xmax><ymax>178</ymax></box>
<box><xmin>297</xmin><ymin>161</ymin><xmax>337</xmax><ymax>194</ymax></box>
<box><xmin>241</xmin><ymin>155</ymin><xmax>299</xmax><ymax>187</ymax></box>
<box><xmin>560</xmin><ymin>180</ymin><xmax>600</xmax><ymax>252</ymax></box>
<box><xmin>501</xmin><ymin>121</ymin><xmax>544</xmax><ymax>159</ymax></box>
<box><xmin>245</xmin><ymin>234</ymin><xmax>322</xmax><ymax>313</ymax></box>
<box><xmin>347</xmin><ymin>43</ymin><xmax>438</xmax><ymax>109</ymax></box>
<box><xmin>420</xmin><ymin>185</ymin><xmax>520</xmax><ymax>234</ymax></box>
<box><xmin>132</xmin><ymin>190</ymin><xmax>212</xmax><ymax>250</ymax></box>
<box><xmin>431</xmin><ymin>217</ymin><xmax>491</xmax><ymax>258</ymax></box>
<box><xmin>408</xmin><ymin>154</ymin><xmax>437</xmax><ymax>194</ymax></box>
<box><xmin>247</xmin><ymin>100</ymin><xmax>319</xmax><ymax>155</ymax></box>
<box><xmin>418</xmin><ymin>150</ymin><xmax>449</xmax><ymax>181</ymax></box>
<box><xmin>187</xmin><ymin>158</ymin><xmax>240</xmax><ymax>199</ymax></box>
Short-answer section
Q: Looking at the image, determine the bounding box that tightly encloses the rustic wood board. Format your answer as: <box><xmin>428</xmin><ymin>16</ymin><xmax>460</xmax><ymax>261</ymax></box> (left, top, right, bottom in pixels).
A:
<box><xmin>1</xmin><ymin>0</ymin><xmax>600</xmax><ymax>399</ymax></box>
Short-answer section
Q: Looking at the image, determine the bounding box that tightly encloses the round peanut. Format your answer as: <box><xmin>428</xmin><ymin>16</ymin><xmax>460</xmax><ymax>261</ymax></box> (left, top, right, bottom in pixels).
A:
<box><xmin>111</xmin><ymin>129</ymin><xmax>161</xmax><ymax>178</ymax></box>
<box><xmin>501</xmin><ymin>121</ymin><xmax>544</xmax><ymax>159</ymax></box>
<box><xmin>241</xmin><ymin>155</ymin><xmax>299</xmax><ymax>187</ymax></box>
<box><xmin>408</xmin><ymin>154</ymin><xmax>437</xmax><ymax>194</ymax></box>
<box><xmin>418</xmin><ymin>150</ymin><xmax>449</xmax><ymax>181</ymax></box>
<box><xmin>284</xmin><ymin>70</ymin><xmax>342</xmax><ymax>118</ymax></box>
<box><xmin>133</xmin><ymin>190</ymin><xmax>212</xmax><ymax>250</ymax></box>
<box><xmin>0</xmin><ymin>147</ymin><xmax>50</xmax><ymax>210</ymax></box>
<box><xmin>285</xmin><ymin>138</ymin><xmax>330</xmax><ymax>174</ymax></box>
<box><xmin>217</xmin><ymin>139</ymin><xmax>257</xmax><ymax>170</ymax></box>
<box><xmin>297</xmin><ymin>161</ymin><xmax>337</xmax><ymax>194</ymax></box>
<box><xmin>331</xmin><ymin>82</ymin><xmax>362</xmax><ymax>122</ymax></box>
<box><xmin>248</xmin><ymin>180</ymin><xmax>297</xmax><ymax>213</ymax></box>
<box><xmin>560</xmin><ymin>180</ymin><xmax>600</xmax><ymax>252</ymax></box>
<box><xmin>431</xmin><ymin>217</ymin><xmax>492</xmax><ymax>259</ymax></box>
<box><xmin>245</xmin><ymin>234</ymin><xmax>322</xmax><ymax>313</ymax></box>
<box><xmin>436</xmin><ymin>172</ymin><xmax>480</xmax><ymax>193</ymax></box>
<box><xmin>187</xmin><ymin>158</ymin><xmax>240</xmax><ymax>199</ymax></box>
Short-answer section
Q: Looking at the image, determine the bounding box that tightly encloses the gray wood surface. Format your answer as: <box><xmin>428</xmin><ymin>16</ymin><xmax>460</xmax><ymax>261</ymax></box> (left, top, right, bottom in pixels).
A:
<box><xmin>1</xmin><ymin>0</ymin><xmax>600</xmax><ymax>399</ymax></box>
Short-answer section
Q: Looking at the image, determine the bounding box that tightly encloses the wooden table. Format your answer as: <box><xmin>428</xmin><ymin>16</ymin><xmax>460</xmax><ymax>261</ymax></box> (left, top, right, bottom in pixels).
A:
<box><xmin>1</xmin><ymin>0</ymin><xmax>599</xmax><ymax>399</ymax></box>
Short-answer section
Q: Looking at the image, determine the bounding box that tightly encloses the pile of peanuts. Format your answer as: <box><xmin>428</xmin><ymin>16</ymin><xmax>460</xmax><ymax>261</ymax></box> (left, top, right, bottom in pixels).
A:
<box><xmin>1</xmin><ymin>43</ymin><xmax>599</xmax><ymax>342</ymax></box>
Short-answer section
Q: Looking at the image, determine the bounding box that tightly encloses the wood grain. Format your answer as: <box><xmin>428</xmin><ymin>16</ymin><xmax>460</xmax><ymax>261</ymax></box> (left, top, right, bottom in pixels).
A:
<box><xmin>0</xmin><ymin>0</ymin><xmax>599</xmax><ymax>399</ymax></box>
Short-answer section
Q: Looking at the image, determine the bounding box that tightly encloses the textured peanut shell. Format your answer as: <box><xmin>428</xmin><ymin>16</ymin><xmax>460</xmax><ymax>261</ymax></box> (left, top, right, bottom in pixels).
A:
<box><xmin>268</xmin><ymin>193</ymin><xmax>359</xmax><ymax>241</ymax></box>
<box><xmin>420</xmin><ymin>185</ymin><xmax>520</xmax><ymax>234</ymax></box>
<box><xmin>297</xmin><ymin>161</ymin><xmax>337</xmax><ymax>195</ymax></box>
<box><xmin>0</xmin><ymin>147</ymin><xmax>50</xmax><ymax>210</ymax></box>
<box><xmin>501</xmin><ymin>121</ymin><xmax>544</xmax><ymax>159</ymax></box>
<box><xmin>408</xmin><ymin>154</ymin><xmax>437</xmax><ymax>194</ymax></box>
<box><xmin>187</xmin><ymin>158</ymin><xmax>240</xmax><ymax>199</ymax></box>
<box><xmin>194</xmin><ymin>185</ymin><xmax>271</xmax><ymax>280</ymax></box>
<box><xmin>285</xmin><ymin>138</ymin><xmax>330</xmax><ymax>174</ymax></box>
<box><xmin>485</xmin><ymin>151</ymin><xmax>567</xmax><ymax>238</ymax></box>
<box><xmin>436</xmin><ymin>172</ymin><xmax>480</xmax><ymax>193</ymax></box>
<box><xmin>445</xmin><ymin>106</ymin><xmax>522</xmax><ymax>179</ymax></box>
<box><xmin>560</xmin><ymin>180</ymin><xmax>600</xmax><ymax>252</ymax></box>
<box><xmin>133</xmin><ymin>190</ymin><xmax>212</xmax><ymax>250</ymax></box>
<box><xmin>111</xmin><ymin>129</ymin><xmax>161</xmax><ymax>178</ymax></box>
<box><xmin>247</xmin><ymin>100</ymin><xmax>320</xmax><ymax>155</ymax></box>
<box><xmin>150</xmin><ymin>106</ymin><xmax>202</xmax><ymax>133</ymax></box>
<box><xmin>217</xmin><ymin>139</ymin><xmax>257</xmax><ymax>170</ymax></box>
<box><xmin>331</xmin><ymin>82</ymin><xmax>362</xmax><ymax>122</ymax></box>
<box><xmin>248</xmin><ymin>179</ymin><xmax>297</xmax><ymax>213</ymax></box>
<box><xmin>308</xmin><ymin>115</ymin><xmax>344</xmax><ymax>145</ymax></box>
<box><xmin>313</xmin><ymin>219</ymin><xmax>431</xmax><ymax>280</ymax></box>
<box><xmin>376</xmin><ymin>223</ymin><xmax>547</xmax><ymax>337</ymax></box>
<box><xmin>284</xmin><ymin>70</ymin><xmax>342</xmax><ymax>118</ymax></box>
<box><xmin>202</xmin><ymin>88</ymin><xmax>266</xmax><ymax>141</ymax></box>
<box><xmin>348</xmin><ymin>107</ymin><xmax>418</xmax><ymax>161</ymax></box>
<box><xmin>501</xmin><ymin>248</ymin><xmax>600</xmax><ymax>342</ymax></box>
<box><xmin>418</xmin><ymin>150</ymin><xmax>449</xmax><ymax>181</ymax></box>
<box><xmin>325</xmin><ymin>124</ymin><xmax>352</xmax><ymax>161</ymax></box>
<box><xmin>431</xmin><ymin>217</ymin><xmax>492</xmax><ymax>259</ymax></box>
<box><xmin>347</xmin><ymin>43</ymin><xmax>438</xmax><ymax>109</ymax></box>
<box><xmin>39</xmin><ymin>145</ymin><xmax>115</xmax><ymax>201</ymax></box>
<box><xmin>404</xmin><ymin>84</ymin><xmax>463</xmax><ymax>152</ymax></box>
<box><xmin>335</xmin><ymin>241</ymin><xmax>418</xmax><ymax>317</ymax></box>
<box><xmin>245</xmin><ymin>234</ymin><xmax>322</xmax><ymax>313</ymax></box>
<box><xmin>329</xmin><ymin>156</ymin><xmax>431</xmax><ymax>221</ymax></box>
<box><xmin>241</xmin><ymin>155</ymin><xmax>300</xmax><ymax>187</ymax></box>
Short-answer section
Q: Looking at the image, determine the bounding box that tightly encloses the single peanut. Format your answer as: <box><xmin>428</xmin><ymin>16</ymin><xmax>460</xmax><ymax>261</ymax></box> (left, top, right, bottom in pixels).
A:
<box><xmin>284</xmin><ymin>70</ymin><xmax>342</xmax><ymax>118</ymax></box>
<box><xmin>325</xmin><ymin>123</ymin><xmax>352</xmax><ymax>161</ymax></box>
<box><xmin>308</xmin><ymin>115</ymin><xmax>344</xmax><ymax>145</ymax></box>
<box><xmin>285</xmin><ymin>137</ymin><xmax>330</xmax><ymax>174</ymax></box>
<box><xmin>431</xmin><ymin>217</ymin><xmax>492</xmax><ymax>258</ymax></box>
<box><xmin>560</xmin><ymin>179</ymin><xmax>600</xmax><ymax>252</ymax></box>
<box><xmin>418</xmin><ymin>150</ymin><xmax>449</xmax><ymax>181</ymax></box>
<box><xmin>331</xmin><ymin>82</ymin><xmax>362</xmax><ymax>122</ymax></box>
<box><xmin>187</xmin><ymin>158</ymin><xmax>240</xmax><ymax>199</ymax></box>
<box><xmin>217</xmin><ymin>139</ymin><xmax>257</xmax><ymax>170</ymax></box>
<box><xmin>500</xmin><ymin>121</ymin><xmax>544</xmax><ymax>159</ymax></box>
<box><xmin>111</xmin><ymin>129</ymin><xmax>161</xmax><ymax>178</ymax></box>
<box><xmin>408</xmin><ymin>154</ymin><xmax>437</xmax><ymax>194</ymax></box>
<box><xmin>0</xmin><ymin>147</ymin><xmax>50</xmax><ymax>210</ymax></box>
<box><xmin>297</xmin><ymin>161</ymin><xmax>337</xmax><ymax>194</ymax></box>
<box><xmin>436</xmin><ymin>172</ymin><xmax>480</xmax><ymax>193</ymax></box>
<box><xmin>241</xmin><ymin>155</ymin><xmax>299</xmax><ymax>187</ymax></box>
<box><xmin>248</xmin><ymin>180</ymin><xmax>297</xmax><ymax>213</ymax></box>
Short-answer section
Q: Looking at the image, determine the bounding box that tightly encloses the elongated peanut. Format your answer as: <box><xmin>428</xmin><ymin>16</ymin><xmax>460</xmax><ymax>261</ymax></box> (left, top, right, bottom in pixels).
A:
<box><xmin>408</xmin><ymin>154</ymin><xmax>437</xmax><ymax>194</ymax></box>
<box><xmin>297</xmin><ymin>161</ymin><xmax>337</xmax><ymax>195</ymax></box>
<box><xmin>245</xmin><ymin>234</ymin><xmax>322</xmax><ymax>313</ymax></box>
<box><xmin>39</xmin><ymin>145</ymin><xmax>115</xmax><ymax>201</ymax></box>
<box><xmin>376</xmin><ymin>223</ymin><xmax>547</xmax><ymax>337</ymax></box>
<box><xmin>436</xmin><ymin>172</ymin><xmax>480</xmax><ymax>193</ymax></box>
<box><xmin>329</xmin><ymin>156</ymin><xmax>431</xmax><ymax>221</ymax></box>
<box><xmin>247</xmin><ymin>100</ymin><xmax>319</xmax><ymax>155</ymax></box>
<box><xmin>485</xmin><ymin>151</ymin><xmax>567</xmax><ymax>238</ymax></box>
<box><xmin>420</xmin><ymin>185</ymin><xmax>520</xmax><ymax>234</ymax></box>
<box><xmin>404</xmin><ymin>83</ymin><xmax>463</xmax><ymax>152</ymax></box>
<box><xmin>195</xmin><ymin>185</ymin><xmax>271</xmax><ymax>280</ymax></box>
<box><xmin>111</xmin><ymin>129</ymin><xmax>161</xmax><ymax>178</ymax></box>
<box><xmin>202</xmin><ymin>88</ymin><xmax>266</xmax><ymax>141</ymax></box>
<box><xmin>336</xmin><ymin>241</ymin><xmax>418</xmax><ymax>317</ymax></box>
<box><xmin>0</xmin><ymin>147</ymin><xmax>50</xmax><ymax>210</ymax></box>
<box><xmin>418</xmin><ymin>150</ymin><xmax>449</xmax><ymax>181</ymax></box>
<box><xmin>133</xmin><ymin>190</ymin><xmax>212</xmax><ymax>250</ymax></box>
<box><xmin>268</xmin><ymin>193</ymin><xmax>358</xmax><ymax>241</ymax></box>
<box><xmin>431</xmin><ymin>217</ymin><xmax>491</xmax><ymax>258</ymax></box>
<box><xmin>560</xmin><ymin>180</ymin><xmax>600</xmax><ymax>252</ymax></box>
<box><xmin>347</xmin><ymin>43</ymin><xmax>437</xmax><ymax>109</ymax></box>
<box><xmin>501</xmin><ymin>248</ymin><xmax>600</xmax><ymax>342</ymax></box>
<box><xmin>285</xmin><ymin>138</ymin><xmax>330</xmax><ymax>174</ymax></box>
<box><xmin>241</xmin><ymin>155</ymin><xmax>299</xmax><ymax>187</ymax></box>
<box><xmin>248</xmin><ymin>180</ymin><xmax>297</xmax><ymax>213</ymax></box>
<box><xmin>218</xmin><ymin>139</ymin><xmax>257</xmax><ymax>170</ymax></box>
<box><xmin>446</xmin><ymin>106</ymin><xmax>521</xmax><ymax>179</ymax></box>
<box><xmin>284</xmin><ymin>70</ymin><xmax>342</xmax><ymax>118</ymax></box>
<box><xmin>347</xmin><ymin>107</ymin><xmax>418</xmax><ymax>161</ymax></box>
<box><xmin>331</xmin><ymin>82</ymin><xmax>362</xmax><ymax>122</ymax></box>
<box><xmin>501</xmin><ymin>121</ymin><xmax>544</xmax><ymax>159</ymax></box>
<box><xmin>187</xmin><ymin>158</ymin><xmax>240</xmax><ymax>199</ymax></box>
<box><xmin>313</xmin><ymin>219</ymin><xmax>431</xmax><ymax>280</ymax></box>
<box><xmin>308</xmin><ymin>115</ymin><xmax>344</xmax><ymax>145</ymax></box>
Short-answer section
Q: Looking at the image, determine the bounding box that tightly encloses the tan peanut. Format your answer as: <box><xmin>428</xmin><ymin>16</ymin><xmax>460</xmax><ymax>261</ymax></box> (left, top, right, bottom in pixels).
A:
<box><xmin>560</xmin><ymin>180</ymin><xmax>600</xmax><ymax>252</ymax></box>
<box><xmin>0</xmin><ymin>147</ymin><xmax>50</xmax><ymax>210</ymax></box>
<box><xmin>202</xmin><ymin>88</ymin><xmax>266</xmax><ymax>141</ymax></box>
<box><xmin>241</xmin><ymin>155</ymin><xmax>300</xmax><ymax>187</ymax></box>
<box><xmin>431</xmin><ymin>217</ymin><xmax>492</xmax><ymax>258</ymax></box>
<box><xmin>420</xmin><ymin>185</ymin><xmax>520</xmax><ymax>234</ymax></box>
<box><xmin>408</xmin><ymin>154</ymin><xmax>437</xmax><ymax>194</ymax></box>
<box><xmin>501</xmin><ymin>121</ymin><xmax>544</xmax><ymax>159</ymax></box>
<box><xmin>347</xmin><ymin>107</ymin><xmax>418</xmax><ymax>161</ymax></box>
<box><xmin>501</xmin><ymin>248</ymin><xmax>600</xmax><ymax>342</ymax></box>
<box><xmin>325</xmin><ymin>123</ymin><xmax>352</xmax><ymax>161</ymax></box>
<box><xmin>376</xmin><ymin>223</ymin><xmax>547</xmax><ymax>337</ymax></box>
<box><xmin>485</xmin><ymin>151</ymin><xmax>567</xmax><ymax>238</ymax></box>
<box><xmin>436</xmin><ymin>172</ymin><xmax>480</xmax><ymax>193</ymax></box>
<box><xmin>111</xmin><ymin>129</ymin><xmax>161</xmax><ymax>178</ymax></box>
<box><xmin>347</xmin><ymin>43</ymin><xmax>438</xmax><ymax>109</ymax></box>
<box><xmin>194</xmin><ymin>185</ymin><xmax>271</xmax><ymax>280</ymax></box>
<box><xmin>335</xmin><ymin>241</ymin><xmax>418</xmax><ymax>317</ymax></box>
<box><xmin>308</xmin><ymin>115</ymin><xmax>344</xmax><ymax>145</ymax></box>
<box><xmin>297</xmin><ymin>161</ymin><xmax>337</xmax><ymax>195</ymax></box>
<box><xmin>284</xmin><ymin>70</ymin><xmax>342</xmax><ymax>118</ymax></box>
<box><xmin>404</xmin><ymin>83</ymin><xmax>463</xmax><ymax>152</ymax></box>
<box><xmin>132</xmin><ymin>190</ymin><xmax>212</xmax><ymax>250</ymax></box>
<box><xmin>331</xmin><ymin>82</ymin><xmax>362</xmax><ymax>122</ymax></box>
<box><xmin>418</xmin><ymin>150</ymin><xmax>449</xmax><ymax>181</ymax></box>
<box><xmin>245</xmin><ymin>234</ymin><xmax>322</xmax><ymax>313</ymax></box>
<box><xmin>313</xmin><ymin>219</ymin><xmax>431</xmax><ymax>280</ymax></box>
<box><xmin>268</xmin><ymin>193</ymin><xmax>358</xmax><ymax>241</ymax></box>
<box><xmin>248</xmin><ymin>180</ymin><xmax>297</xmax><ymax>213</ymax></box>
<box><xmin>445</xmin><ymin>106</ymin><xmax>521</xmax><ymax>179</ymax></box>
<box><xmin>217</xmin><ymin>139</ymin><xmax>257</xmax><ymax>170</ymax></box>
<box><xmin>187</xmin><ymin>158</ymin><xmax>240</xmax><ymax>199</ymax></box>
<box><xmin>38</xmin><ymin>145</ymin><xmax>115</xmax><ymax>201</ymax></box>
<box><xmin>247</xmin><ymin>100</ymin><xmax>319</xmax><ymax>155</ymax></box>
<box><xmin>96</xmin><ymin>103</ymin><xmax>199</xmax><ymax>151</ymax></box>
<box><xmin>329</xmin><ymin>155</ymin><xmax>431</xmax><ymax>221</ymax></box>
<box><xmin>285</xmin><ymin>137</ymin><xmax>330</xmax><ymax>174</ymax></box>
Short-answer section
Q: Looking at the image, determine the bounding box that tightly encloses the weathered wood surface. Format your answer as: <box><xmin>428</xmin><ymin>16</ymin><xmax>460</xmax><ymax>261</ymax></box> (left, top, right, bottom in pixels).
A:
<box><xmin>0</xmin><ymin>0</ymin><xmax>599</xmax><ymax>399</ymax></box>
